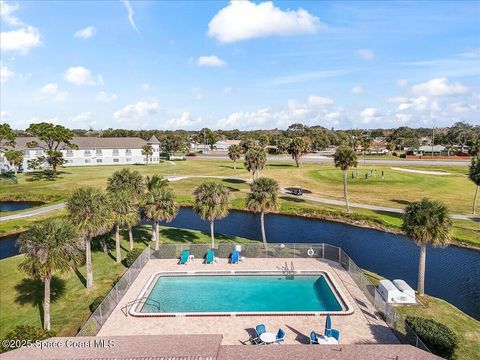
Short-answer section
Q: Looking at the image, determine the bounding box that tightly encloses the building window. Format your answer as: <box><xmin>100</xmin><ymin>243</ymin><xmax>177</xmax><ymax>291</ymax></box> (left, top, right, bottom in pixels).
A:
<box><xmin>84</xmin><ymin>150</ymin><xmax>91</xmax><ymax>157</ymax></box>
<box><xmin>125</xmin><ymin>149</ymin><xmax>132</xmax><ymax>155</ymax></box>
<box><xmin>66</xmin><ymin>150</ymin><xmax>74</xmax><ymax>157</ymax></box>
<box><xmin>126</xmin><ymin>158</ymin><xmax>131</xmax><ymax>162</ymax></box>
<box><xmin>24</xmin><ymin>150</ymin><xmax>30</xmax><ymax>157</ymax></box>
<box><xmin>96</xmin><ymin>149</ymin><xmax>102</xmax><ymax>156</ymax></box>
<box><xmin>96</xmin><ymin>159</ymin><xmax>102</xmax><ymax>163</ymax></box>
<box><xmin>113</xmin><ymin>158</ymin><xmax>119</xmax><ymax>163</ymax></box>
<box><xmin>35</xmin><ymin>149</ymin><xmax>43</xmax><ymax>155</ymax></box>
<box><xmin>112</xmin><ymin>149</ymin><xmax>120</xmax><ymax>156</ymax></box>
<box><xmin>85</xmin><ymin>159</ymin><xmax>91</xmax><ymax>164</ymax></box>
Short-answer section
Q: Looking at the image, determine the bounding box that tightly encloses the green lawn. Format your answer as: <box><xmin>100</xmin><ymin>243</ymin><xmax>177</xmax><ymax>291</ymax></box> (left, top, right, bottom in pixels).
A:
<box><xmin>0</xmin><ymin>225</ymin><xmax>254</xmax><ymax>339</ymax></box>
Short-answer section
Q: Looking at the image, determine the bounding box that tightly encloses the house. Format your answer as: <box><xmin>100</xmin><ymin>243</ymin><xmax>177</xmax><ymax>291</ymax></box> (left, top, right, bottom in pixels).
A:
<box><xmin>192</xmin><ymin>139</ymin><xmax>241</xmax><ymax>152</ymax></box>
<box><xmin>0</xmin><ymin>135</ymin><xmax>161</xmax><ymax>172</ymax></box>
<box><xmin>418</xmin><ymin>145</ymin><xmax>446</xmax><ymax>155</ymax></box>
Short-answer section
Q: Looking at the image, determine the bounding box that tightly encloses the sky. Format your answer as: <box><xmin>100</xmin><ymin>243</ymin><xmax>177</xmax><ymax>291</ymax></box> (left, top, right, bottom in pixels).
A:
<box><xmin>1</xmin><ymin>0</ymin><xmax>479</xmax><ymax>131</ymax></box>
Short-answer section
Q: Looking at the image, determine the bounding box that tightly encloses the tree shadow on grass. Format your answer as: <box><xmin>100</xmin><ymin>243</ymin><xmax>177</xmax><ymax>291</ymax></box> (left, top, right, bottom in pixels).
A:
<box><xmin>221</xmin><ymin>178</ymin><xmax>247</xmax><ymax>184</ymax></box>
<box><xmin>74</xmin><ymin>268</ymin><xmax>86</xmax><ymax>287</ymax></box>
<box><xmin>267</xmin><ymin>163</ymin><xmax>295</xmax><ymax>168</ymax></box>
<box><xmin>390</xmin><ymin>199</ymin><xmax>410</xmax><ymax>206</ymax></box>
<box><xmin>15</xmin><ymin>277</ymin><xmax>66</xmax><ymax>326</ymax></box>
<box><xmin>280</xmin><ymin>196</ymin><xmax>306</xmax><ymax>203</ymax></box>
<box><xmin>160</xmin><ymin>228</ymin><xmax>200</xmax><ymax>243</ymax></box>
<box><xmin>129</xmin><ymin>227</ymin><xmax>153</xmax><ymax>246</ymax></box>
<box><xmin>24</xmin><ymin>170</ymin><xmax>70</xmax><ymax>182</ymax></box>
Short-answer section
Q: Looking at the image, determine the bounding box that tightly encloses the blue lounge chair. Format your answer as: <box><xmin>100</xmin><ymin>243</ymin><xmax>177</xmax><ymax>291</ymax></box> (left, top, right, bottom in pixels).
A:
<box><xmin>324</xmin><ymin>314</ymin><xmax>332</xmax><ymax>337</ymax></box>
<box><xmin>179</xmin><ymin>250</ymin><xmax>190</xmax><ymax>265</ymax></box>
<box><xmin>275</xmin><ymin>329</ymin><xmax>285</xmax><ymax>343</ymax></box>
<box><xmin>309</xmin><ymin>331</ymin><xmax>319</xmax><ymax>344</ymax></box>
<box><xmin>206</xmin><ymin>249</ymin><xmax>215</xmax><ymax>264</ymax></box>
<box><xmin>252</xmin><ymin>324</ymin><xmax>266</xmax><ymax>344</ymax></box>
<box><xmin>330</xmin><ymin>329</ymin><xmax>340</xmax><ymax>342</ymax></box>
<box><xmin>231</xmin><ymin>250</ymin><xmax>239</xmax><ymax>264</ymax></box>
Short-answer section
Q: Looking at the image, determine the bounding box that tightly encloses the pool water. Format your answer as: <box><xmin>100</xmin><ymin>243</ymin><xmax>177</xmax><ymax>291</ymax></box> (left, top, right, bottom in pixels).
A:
<box><xmin>141</xmin><ymin>275</ymin><xmax>343</xmax><ymax>313</ymax></box>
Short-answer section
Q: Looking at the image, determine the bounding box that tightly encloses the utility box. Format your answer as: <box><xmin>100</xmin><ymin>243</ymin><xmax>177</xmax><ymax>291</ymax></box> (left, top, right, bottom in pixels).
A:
<box><xmin>378</xmin><ymin>280</ymin><xmax>403</xmax><ymax>304</ymax></box>
<box><xmin>393</xmin><ymin>279</ymin><xmax>416</xmax><ymax>304</ymax></box>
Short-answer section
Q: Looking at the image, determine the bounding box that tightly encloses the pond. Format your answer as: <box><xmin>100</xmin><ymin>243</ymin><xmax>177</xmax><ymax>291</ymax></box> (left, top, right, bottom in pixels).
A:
<box><xmin>1</xmin><ymin>207</ymin><xmax>478</xmax><ymax>320</ymax></box>
<box><xmin>0</xmin><ymin>201</ymin><xmax>42</xmax><ymax>212</ymax></box>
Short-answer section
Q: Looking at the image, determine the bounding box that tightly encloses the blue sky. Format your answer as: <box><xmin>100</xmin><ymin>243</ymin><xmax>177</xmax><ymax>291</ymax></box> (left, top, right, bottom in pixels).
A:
<box><xmin>1</xmin><ymin>0</ymin><xmax>479</xmax><ymax>130</ymax></box>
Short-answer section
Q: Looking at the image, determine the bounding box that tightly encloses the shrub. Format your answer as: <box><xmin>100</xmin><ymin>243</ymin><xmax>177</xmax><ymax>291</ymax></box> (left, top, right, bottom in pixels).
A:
<box><xmin>405</xmin><ymin>316</ymin><xmax>458</xmax><ymax>359</ymax></box>
<box><xmin>124</xmin><ymin>248</ymin><xmax>143</xmax><ymax>267</ymax></box>
<box><xmin>186</xmin><ymin>152</ymin><xmax>197</xmax><ymax>157</ymax></box>
<box><xmin>90</xmin><ymin>296</ymin><xmax>105</xmax><ymax>312</ymax></box>
<box><xmin>1</xmin><ymin>325</ymin><xmax>55</xmax><ymax>352</ymax></box>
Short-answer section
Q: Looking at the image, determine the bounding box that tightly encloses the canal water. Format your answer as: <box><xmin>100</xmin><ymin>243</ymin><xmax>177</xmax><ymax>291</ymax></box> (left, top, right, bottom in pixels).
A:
<box><xmin>0</xmin><ymin>201</ymin><xmax>42</xmax><ymax>212</ymax></box>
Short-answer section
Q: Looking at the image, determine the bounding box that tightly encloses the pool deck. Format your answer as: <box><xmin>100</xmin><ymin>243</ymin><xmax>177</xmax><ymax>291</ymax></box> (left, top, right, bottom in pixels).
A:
<box><xmin>98</xmin><ymin>258</ymin><xmax>398</xmax><ymax>345</ymax></box>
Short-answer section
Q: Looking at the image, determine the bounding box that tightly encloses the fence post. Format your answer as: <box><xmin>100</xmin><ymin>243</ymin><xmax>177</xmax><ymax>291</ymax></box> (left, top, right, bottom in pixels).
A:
<box><xmin>99</xmin><ymin>303</ymin><xmax>103</xmax><ymax>326</ymax></box>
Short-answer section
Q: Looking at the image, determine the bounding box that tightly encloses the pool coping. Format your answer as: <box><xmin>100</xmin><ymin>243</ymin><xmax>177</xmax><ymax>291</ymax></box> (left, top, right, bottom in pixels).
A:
<box><xmin>129</xmin><ymin>269</ymin><xmax>353</xmax><ymax>317</ymax></box>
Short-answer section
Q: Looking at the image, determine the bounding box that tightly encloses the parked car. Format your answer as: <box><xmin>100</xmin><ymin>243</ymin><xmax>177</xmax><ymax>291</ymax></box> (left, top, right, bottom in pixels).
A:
<box><xmin>290</xmin><ymin>187</ymin><xmax>303</xmax><ymax>196</ymax></box>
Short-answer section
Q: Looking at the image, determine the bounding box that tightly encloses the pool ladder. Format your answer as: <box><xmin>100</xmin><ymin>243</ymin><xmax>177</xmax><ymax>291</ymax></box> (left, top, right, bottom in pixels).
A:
<box><xmin>285</xmin><ymin>261</ymin><xmax>295</xmax><ymax>280</ymax></box>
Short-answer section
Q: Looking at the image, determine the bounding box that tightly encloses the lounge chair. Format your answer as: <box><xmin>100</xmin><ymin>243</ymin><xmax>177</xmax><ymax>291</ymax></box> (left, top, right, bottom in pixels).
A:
<box><xmin>330</xmin><ymin>329</ymin><xmax>340</xmax><ymax>342</ymax></box>
<box><xmin>179</xmin><ymin>250</ymin><xmax>190</xmax><ymax>265</ymax></box>
<box><xmin>324</xmin><ymin>314</ymin><xmax>332</xmax><ymax>337</ymax></box>
<box><xmin>231</xmin><ymin>250</ymin><xmax>239</xmax><ymax>264</ymax></box>
<box><xmin>206</xmin><ymin>249</ymin><xmax>215</xmax><ymax>264</ymax></box>
<box><xmin>275</xmin><ymin>329</ymin><xmax>285</xmax><ymax>344</ymax></box>
<box><xmin>309</xmin><ymin>331</ymin><xmax>319</xmax><ymax>344</ymax></box>
<box><xmin>252</xmin><ymin>324</ymin><xmax>266</xmax><ymax>344</ymax></box>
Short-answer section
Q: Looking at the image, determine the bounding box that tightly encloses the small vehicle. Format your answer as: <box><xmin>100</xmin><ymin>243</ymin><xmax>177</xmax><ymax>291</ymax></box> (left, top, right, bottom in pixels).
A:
<box><xmin>290</xmin><ymin>187</ymin><xmax>303</xmax><ymax>196</ymax></box>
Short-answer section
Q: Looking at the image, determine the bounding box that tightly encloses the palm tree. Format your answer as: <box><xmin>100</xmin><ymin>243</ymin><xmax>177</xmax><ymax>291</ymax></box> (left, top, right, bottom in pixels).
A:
<box><xmin>109</xmin><ymin>190</ymin><xmax>140</xmax><ymax>260</ymax></box>
<box><xmin>244</xmin><ymin>147</ymin><xmax>267</xmax><ymax>180</ymax></box>
<box><xmin>145</xmin><ymin>174</ymin><xmax>168</xmax><ymax>191</ymax></box>
<box><xmin>402</xmin><ymin>199</ymin><xmax>452</xmax><ymax>296</ymax></box>
<box><xmin>360</xmin><ymin>137</ymin><xmax>372</xmax><ymax>165</ymax></box>
<box><xmin>142</xmin><ymin>144</ymin><xmax>153</xmax><ymax>165</ymax></box>
<box><xmin>17</xmin><ymin>218</ymin><xmax>83</xmax><ymax>330</ymax></box>
<box><xmin>334</xmin><ymin>145</ymin><xmax>358</xmax><ymax>212</ymax></box>
<box><xmin>228</xmin><ymin>144</ymin><xmax>242</xmax><ymax>170</ymax></box>
<box><xmin>288</xmin><ymin>137</ymin><xmax>310</xmax><ymax>167</ymax></box>
<box><xmin>468</xmin><ymin>155</ymin><xmax>480</xmax><ymax>215</ymax></box>
<box><xmin>67</xmin><ymin>186</ymin><xmax>112</xmax><ymax>288</ymax></box>
<box><xmin>246</xmin><ymin>177</ymin><xmax>280</xmax><ymax>247</ymax></box>
<box><xmin>143</xmin><ymin>187</ymin><xmax>179</xmax><ymax>250</ymax></box>
<box><xmin>193</xmin><ymin>182</ymin><xmax>230</xmax><ymax>248</ymax></box>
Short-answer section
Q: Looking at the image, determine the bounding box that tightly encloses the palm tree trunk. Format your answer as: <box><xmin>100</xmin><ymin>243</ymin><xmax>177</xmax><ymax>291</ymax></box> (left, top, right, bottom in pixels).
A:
<box><xmin>155</xmin><ymin>221</ymin><xmax>160</xmax><ymax>251</ymax></box>
<box><xmin>210</xmin><ymin>220</ymin><xmax>215</xmax><ymax>249</ymax></box>
<box><xmin>14</xmin><ymin>167</ymin><xmax>17</xmax><ymax>176</ymax></box>
<box><xmin>43</xmin><ymin>274</ymin><xmax>51</xmax><ymax>330</ymax></box>
<box><xmin>260</xmin><ymin>211</ymin><xmax>267</xmax><ymax>247</ymax></box>
<box><xmin>233</xmin><ymin>160</ymin><xmax>236</xmax><ymax>170</ymax></box>
<box><xmin>364</xmin><ymin>151</ymin><xmax>366</xmax><ymax>165</ymax></box>
<box><xmin>85</xmin><ymin>238</ymin><xmax>94</xmax><ymax>288</ymax></box>
<box><xmin>151</xmin><ymin>220</ymin><xmax>156</xmax><ymax>241</ymax></box>
<box><xmin>343</xmin><ymin>170</ymin><xmax>350</xmax><ymax>212</ymax></box>
<box><xmin>473</xmin><ymin>185</ymin><xmax>478</xmax><ymax>215</ymax></box>
<box><xmin>115</xmin><ymin>224</ymin><xmax>121</xmax><ymax>263</ymax></box>
<box><xmin>417</xmin><ymin>244</ymin><xmax>426</xmax><ymax>296</ymax></box>
<box><xmin>128</xmin><ymin>227</ymin><xmax>134</xmax><ymax>250</ymax></box>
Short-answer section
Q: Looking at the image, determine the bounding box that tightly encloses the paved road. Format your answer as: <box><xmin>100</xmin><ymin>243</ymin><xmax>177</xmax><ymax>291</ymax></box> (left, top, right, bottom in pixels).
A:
<box><xmin>2</xmin><ymin>175</ymin><xmax>477</xmax><ymax>222</ymax></box>
<box><xmin>190</xmin><ymin>155</ymin><xmax>470</xmax><ymax>167</ymax></box>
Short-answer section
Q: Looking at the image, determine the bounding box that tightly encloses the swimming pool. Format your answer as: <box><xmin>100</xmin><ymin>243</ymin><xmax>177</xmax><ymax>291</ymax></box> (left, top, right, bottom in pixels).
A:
<box><xmin>132</xmin><ymin>272</ymin><xmax>348</xmax><ymax>316</ymax></box>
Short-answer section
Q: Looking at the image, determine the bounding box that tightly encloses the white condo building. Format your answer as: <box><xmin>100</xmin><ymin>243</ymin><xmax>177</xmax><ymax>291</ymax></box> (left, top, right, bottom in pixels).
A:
<box><xmin>0</xmin><ymin>135</ymin><xmax>161</xmax><ymax>172</ymax></box>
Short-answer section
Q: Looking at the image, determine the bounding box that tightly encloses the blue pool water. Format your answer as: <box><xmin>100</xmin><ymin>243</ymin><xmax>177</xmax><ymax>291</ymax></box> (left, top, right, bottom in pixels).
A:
<box><xmin>142</xmin><ymin>275</ymin><xmax>343</xmax><ymax>313</ymax></box>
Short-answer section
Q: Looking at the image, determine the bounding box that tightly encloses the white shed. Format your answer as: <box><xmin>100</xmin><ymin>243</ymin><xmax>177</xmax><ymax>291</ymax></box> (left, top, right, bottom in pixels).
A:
<box><xmin>393</xmin><ymin>279</ymin><xmax>416</xmax><ymax>304</ymax></box>
<box><xmin>378</xmin><ymin>280</ymin><xmax>403</xmax><ymax>304</ymax></box>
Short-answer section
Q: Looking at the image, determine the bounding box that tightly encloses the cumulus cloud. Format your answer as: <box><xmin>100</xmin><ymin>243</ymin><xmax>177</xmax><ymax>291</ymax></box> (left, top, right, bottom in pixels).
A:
<box><xmin>39</xmin><ymin>82</ymin><xmax>68</xmax><ymax>101</ymax></box>
<box><xmin>357</xmin><ymin>49</ymin><xmax>375</xmax><ymax>60</ymax></box>
<box><xmin>96</xmin><ymin>91</ymin><xmax>118</xmax><ymax>103</ymax></box>
<box><xmin>359</xmin><ymin>107</ymin><xmax>382</xmax><ymax>123</ymax></box>
<box><xmin>411</xmin><ymin>77</ymin><xmax>468</xmax><ymax>97</ymax></box>
<box><xmin>65</xmin><ymin>66</ymin><xmax>103</xmax><ymax>86</ymax></box>
<box><xmin>0</xmin><ymin>26</ymin><xmax>41</xmax><ymax>53</ymax></box>
<box><xmin>197</xmin><ymin>55</ymin><xmax>227</xmax><ymax>67</ymax></box>
<box><xmin>113</xmin><ymin>101</ymin><xmax>158</xmax><ymax>121</ymax></box>
<box><xmin>307</xmin><ymin>95</ymin><xmax>334</xmax><ymax>106</ymax></box>
<box><xmin>74</xmin><ymin>26</ymin><xmax>96</xmax><ymax>39</ymax></box>
<box><xmin>351</xmin><ymin>86</ymin><xmax>365</xmax><ymax>94</ymax></box>
<box><xmin>69</xmin><ymin>112</ymin><xmax>95</xmax><ymax>127</ymax></box>
<box><xmin>386</xmin><ymin>96</ymin><xmax>408</xmax><ymax>104</ymax></box>
<box><xmin>208</xmin><ymin>0</ymin><xmax>324</xmax><ymax>43</ymax></box>
<box><xmin>164</xmin><ymin>112</ymin><xmax>203</xmax><ymax>129</ymax></box>
<box><xmin>0</xmin><ymin>62</ymin><xmax>14</xmax><ymax>83</ymax></box>
<box><xmin>0</xmin><ymin>0</ymin><xmax>22</xmax><ymax>26</ymax></box>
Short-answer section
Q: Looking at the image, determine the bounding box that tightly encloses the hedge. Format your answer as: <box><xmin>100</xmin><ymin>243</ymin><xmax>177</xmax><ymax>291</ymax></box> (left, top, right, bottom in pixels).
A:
<box><xmin>124</xmin><ymin>248</ymin><xmax>143</xmax><ymax>267</ymax></box>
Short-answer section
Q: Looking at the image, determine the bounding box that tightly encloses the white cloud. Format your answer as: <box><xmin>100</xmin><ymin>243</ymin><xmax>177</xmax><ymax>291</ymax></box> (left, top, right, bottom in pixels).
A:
<box><xmin>197</xmin><ymin>55</ymin><xmax>227</xmax><ymax>67</ymax></box>
<box><xmin>40</xmin><ymin>83</ymin><xmax>58</xmax><ymax>94</ymax></box>
<box><xmin>359</xmin><ymin>107</ymin><xmax>382</xmax><ymax>124</ymax></box>
<box><xmin>69</xmin><ymin>112</ymin><xmax>95</xmax><ymax>127</ymax></box>
<box><xmin>0</xmin><ymin>0</ymin><xmax>21</xmax><ymax>26</ymax></box>
<box><xmin>397</xmin><ymin>79</ymin><xmax>408</xmax><ymax>87</ymax></box>
<box><xmin>165</xmin><ymin>112</ymin><xmax>202</xmax><ymax>129</ymax></box>
<box><xmin>386</xmin><ymin>96</ymin><xmax>408</xmax><ymax>104</ymax></box>
<box><xmin>74</xmin><ymin>26</ymin><xmax>96</xmax><ymax>39</ymax></box>
<box><xmin>357</xmin><ymin>49</ymin><xmax>375</xmax><ymax>60</ymax></box>
<box><xmin>0</xmin><ymin>111</ymin><xmax>10</xmax><ymax>120</ymax></box>
<box><xmin>208</xmin><ymin>0</ymin><xmax>324</xmax><ymax>43</ymax></box>
<box><xmin>96</xmin><ymin>91</ymin><xmax>118</xmax><ymax>103</ymax></box>
<box><xmin>121</xmin><ymin>0</ymin><xmax>139</xmax><ymax>33</ymax></box>
<box><xmin>113</xmin><ymin>101</ymin><xmax>158</xmax><ymax>121</ymax></box>
<box><xmin>351</xmin><ymin>86</ymin><xmax>365</xmax><ymax>94</ymax></box>
<box><xmin>307</xmin><ymin>95</ymin><xmax>334</xmax><ymax>106</ymax></box>
<box><xmin>411</xmin><ymin>77</ymin><xmax>468</xmax><ymax>97</ymax></box>
<box><xmin>65</xmin><ymin>66</ymin><xmax>102</xmax><ymax>86</ymax></box>
<box><xmin>0</xmin><ymin>26</ymin><xmax>41</xmax><ymax>53</ymax></box>
<box><xmin>0</xmin><ymin>62</ymin><xmax>14</xmax><ymax>83</ymax></box>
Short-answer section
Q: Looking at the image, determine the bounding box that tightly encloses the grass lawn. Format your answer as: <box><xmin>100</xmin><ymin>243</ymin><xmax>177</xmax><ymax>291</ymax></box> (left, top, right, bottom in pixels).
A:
<box><xmin>0</xmin><ymin>225</ymin><xmax>254</xmax><ymax>339</ymax></box>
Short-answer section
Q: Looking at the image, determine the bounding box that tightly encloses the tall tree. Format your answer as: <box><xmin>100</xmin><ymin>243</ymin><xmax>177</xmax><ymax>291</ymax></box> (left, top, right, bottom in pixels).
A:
<box><xmin>402</xmin><ymin>199</ymin><xmax>452</xmax><ymax>295</ymax></box>
<box><xmin>109</xmin><ymin>190</ymin><xmax>140</xmax><ymax>260</ymax></box>
<box><xmin>143</xmin><ymin>187</ymin><xmax>179</xmax><ymax>250</ymax></box>
<box><xmin>4</xmin><ymin>150</ymin><xmax>23</xmax><ymax>176</ymax></box>
<box><xmin>227</xmin><ymin>144</ymin><xmax>242</xmax><ymax>170</ymax></box>
<box><xmin>334</xmin><ymin>146</ymin><xmax>358</xmax><ymax>212</ymax></box>
<box><xmin>142</xmin><ymin>144</ymin><xmax>153</xmax><ymax>165</ymax></box>
<box><xmin>67</xmin><ymin>187</ymin><xmax>112</xmax><ymax>288</ymax></box>
<box><xmin>246</xmin><ymin>177</ymin><xmax>280</xmax><ymax>247</ymax></box>
<box><xmin>193</xmin><ymin>182</ymin><xmax>230</xmax><ymax>248</ymax></box>
<box><xmin>0</xmin><ymin>123</ymin><xmax>16</xmax><ymax>151</ymax></box>
<box><xmin>145</xmin><ymin>174</ymin><xmax>168</xmax><ymax>191</ymax></box>
<box><xmin>17</xmin><ymin>219</ymin><xmax>83</xmax><ymax>330</ymax></box>
<box><xmin>468</xmin><ymin>155</ymin><xmax>480</xmax><ymax>215</ymax></box>
<box><xmin>25</xmin><ymin>122</ymin><xmax>77</xmax><ymax>174</ymax></box>
<box><xmin>244</xmin><ymin>147</ymin><xmax>267</xmax><ymax>180</ymax></box>
<box><xmin>288</xmin><ymin>137</ymin><xmax>310</xmax><ymax>167</ymax></box>
<box><xmin>360</xmin><ymin>137</ymin><xmax>372</xmax><ymax>164</ymax></box>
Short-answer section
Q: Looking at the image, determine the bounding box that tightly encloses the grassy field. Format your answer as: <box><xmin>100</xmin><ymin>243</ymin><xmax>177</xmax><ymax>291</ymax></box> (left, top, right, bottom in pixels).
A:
<box><xmin>364</xmin><ymin>270</ymin><xmax>480</xmax><ymax>360</ymax></box>
<box><xmin>0</xmin><ymin>225</ymin><xmax>254</xmax><ymax>339</ymax></box>
<box><xmin>1</xmin><ymin>160</ymin><xmax>478</xmax><ymax>247</ymax></box>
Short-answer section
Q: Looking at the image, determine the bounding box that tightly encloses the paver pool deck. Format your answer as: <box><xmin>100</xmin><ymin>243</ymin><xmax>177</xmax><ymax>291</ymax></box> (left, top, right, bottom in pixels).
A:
<box><xmin>98</xmin><ymin>258</ymin><xmax>399</xmax><ymax>345</ymax></box>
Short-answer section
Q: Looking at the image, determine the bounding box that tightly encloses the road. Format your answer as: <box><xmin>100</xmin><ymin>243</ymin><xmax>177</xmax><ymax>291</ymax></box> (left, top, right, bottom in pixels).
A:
<box><xmin>2</xmin><ymin>175</ymin><xmax>476</xmax><ymax>222</ymax></box>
